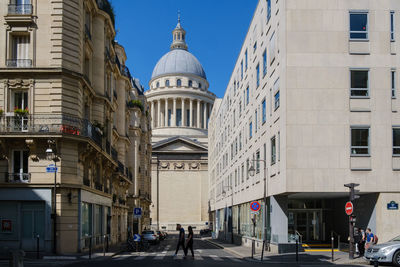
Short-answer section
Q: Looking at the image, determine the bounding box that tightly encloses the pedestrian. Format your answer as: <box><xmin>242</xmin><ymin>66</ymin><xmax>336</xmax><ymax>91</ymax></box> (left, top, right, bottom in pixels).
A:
<box><xmin>359</xmin><ymin>228</ymin><xmax>366</xmax><ymax>256</ymax></box>
<box><xmin>184</xmin><ymin>226</ymin><xmax>194</xmax><ymax>258</ymax></box>
<box><xmin>174</xmin><ymin>224</ymin><xmax>185</xmax><ymax>257</ymax></box>
<box><xmin>365</xmin><ymin>228</ymin><xmax>375</xmax><ymax>250</ymax></box>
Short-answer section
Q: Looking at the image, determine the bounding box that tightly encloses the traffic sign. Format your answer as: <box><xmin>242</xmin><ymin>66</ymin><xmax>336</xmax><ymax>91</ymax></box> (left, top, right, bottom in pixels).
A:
<box><xmin>250</xmin><ymin>201</ymin><xmax>261</xmax><ymax>212</ymax></box>
<box><xmin>345</xmin><ymin>201</ymin><xmax>353</xmax><ymax>215</ymax></box>
<box><xmin>134</xmin><ymin>208</ymin><xmax>142</xmax><ymax>218</ymax></box>
<box><xmin>46</xmin><ymin>164</ymin><xmax>58</xmax><ymax>173</ymax></box>
<box><xmin>133</xmin><ymin>234</ymin><xmax>141</xmax><ymax>241</ymax></box>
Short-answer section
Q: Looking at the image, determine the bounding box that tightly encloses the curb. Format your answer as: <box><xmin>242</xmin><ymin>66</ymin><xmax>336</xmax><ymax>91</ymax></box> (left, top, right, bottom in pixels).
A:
<box><xmin>202</xmin><ymin>239</ymin><xmax>251</xmax><ymax>259</ymax></box>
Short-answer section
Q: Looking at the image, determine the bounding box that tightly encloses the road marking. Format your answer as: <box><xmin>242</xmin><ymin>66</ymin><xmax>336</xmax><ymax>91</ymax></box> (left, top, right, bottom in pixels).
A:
<box><xmin>113</xmin><ymin>254</ymin><xmax>133</xmax><ymax>261</ymax></box>
<box><xmin>154</xmin><ymin>254</ymin><xmax>165</xmax><ymax>260</ymax></box>
<box><xmin>225</xmin><ymin>256</ymin><xmax>242</xmax><ymax>262</ymax></box>
<box><xmin>210</xmin><ymin>255</ymin><xmax>223</xmax><ymax>261</ymax></box>
<box><xmin>134</xmin><ymin>255</ymin><xmax>147</xmax><ymax>260</ymax></box>
<box><xmin>195</xmin><ymin>254</ymin><xmax>204</xmax><ymax>260</ymax></box>
<box><xmin>195</xmin><ymin>249</ymin><xmax>203</xmax><ymax>253</ymax></box>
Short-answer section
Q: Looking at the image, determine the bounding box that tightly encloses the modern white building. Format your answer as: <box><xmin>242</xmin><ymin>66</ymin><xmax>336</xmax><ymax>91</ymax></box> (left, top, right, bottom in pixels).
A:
<box><xmin>146</xmin><ymin>18</ymin><xmax>216</xmax><ymax>232</ymax></box>
<box><xmin>208</xmin><ymin>0</ymin><xmax>400</xmax><ymax>252</ymax></box>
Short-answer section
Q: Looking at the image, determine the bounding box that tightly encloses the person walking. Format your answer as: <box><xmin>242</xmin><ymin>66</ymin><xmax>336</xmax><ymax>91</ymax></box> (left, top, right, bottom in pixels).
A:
<box><xmin>365</xmin><ymin>228</ymin><xmax>375</xmax><ymax>250</ymax></box>
<box><xmin>185</xmin><ymin>226</ymin><xmax>194</xmax><ymax>258</ymax></box>
<box><xmin>174</xmin><ymin>224</ymin><xmax>185</xmax><ymax>257</ymax></box>
<box><xmin>359</xmin><ymin>228</ymin><xmax>366</xmax><ymax>256</ymax></box>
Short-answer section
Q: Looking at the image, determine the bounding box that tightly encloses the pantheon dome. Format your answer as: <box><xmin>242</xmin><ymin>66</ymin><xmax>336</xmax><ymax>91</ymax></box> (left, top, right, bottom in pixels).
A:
<box><xmin>145</xmin><ymin>18</ymin><xmax>216</xmax><ymax>144</ymax></box>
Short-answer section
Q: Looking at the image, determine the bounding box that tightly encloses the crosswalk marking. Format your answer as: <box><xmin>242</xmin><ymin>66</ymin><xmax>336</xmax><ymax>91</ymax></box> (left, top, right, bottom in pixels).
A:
<box><xmin>113</xmin><ymin>254</ymin><xmax>133</xmax><ymax>261</ymax></box>
<box><xmin>224</xmin><ymin>256</ymin><xmax>242</xmax><ymax>262</ymax></box>
<box><xmin>154</xmin><ymin>254</ymin><xmax>165</xmax><ymax>260</ymax></box>
<box><xmin>210</xmin><ymin>255</ymin><xmax>223</xmax><ymax>261</ymax></box>
<box><xmin>134</xmin><ymin>255</ymin><xmax>147</xmax><ymax>260</ymax></box>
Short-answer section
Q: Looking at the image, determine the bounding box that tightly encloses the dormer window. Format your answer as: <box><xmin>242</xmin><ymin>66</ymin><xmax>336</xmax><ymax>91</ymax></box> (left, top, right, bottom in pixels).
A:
<box><xmin>165</xmin><ymin>80</ymin><xmax>170</xmax><ymax>87</ymax></box>
<box><xmin>188</xmin><ymin>80</ymin><xmax>193</xmax><ymax>87</ymax></box>
<box><xmin>177</xmin><ymin>79</ymin><xmax>182</xmax><ymax>87</ymax></box>
<box><xmin>199</xmin><ymin>83</ymin><xmax>202</xmax><ymax>89</ymax></box>
<box><xmin>156</xmin><ymin>82</ymin><xmax>160</xmax><ymax>88</ymax></box>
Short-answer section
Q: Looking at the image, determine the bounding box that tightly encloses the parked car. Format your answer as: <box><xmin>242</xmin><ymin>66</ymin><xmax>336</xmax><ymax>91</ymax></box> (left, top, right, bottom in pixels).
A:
<box><xmin>156</xmin><ymin>231</ymin><xmax>165</xmax><ymax>240</ymax></box>
<box><xmin>200</xmin><ymin>229</ymin><xmax>212</xmax><ymax>236</ymax></box>
<box><xmin>364</xmin><ymin>235</ymin><xmax>400</xmax><ymax>266</ymax></box>
<box><xmin>141</xmin><ymin>230</ymin><xmax>159</xmax><ymax>244</ymax></box>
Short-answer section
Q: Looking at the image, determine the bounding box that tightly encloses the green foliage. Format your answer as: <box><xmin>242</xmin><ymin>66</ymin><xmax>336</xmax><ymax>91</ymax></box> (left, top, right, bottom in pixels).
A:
<box><xmin>128</xmin><ymin>100</ymin><xmax>144</xmax><ymax>112</ymax></box>
<box><xmin>14</xmin><ymin>107</ymin><xmax>29</xmax><ymax>116</ymax></box>
<box><xmin>0</xmin><ymin>108</ymin><xmax>3</xmax><ymax>116</ymax></box>
<box><xmin>98</xmin><ymin>0</ymin><xmax>115</xmax><ymax>27</ymax></box>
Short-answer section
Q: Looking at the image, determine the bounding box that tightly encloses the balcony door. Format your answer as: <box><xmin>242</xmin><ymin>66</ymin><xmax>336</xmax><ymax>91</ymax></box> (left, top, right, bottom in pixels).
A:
<box><xmin>11</xmin><ymin>35</ymin><xmax>30</xmax><ymax>67</ymax></box>
<box><xmin>12</xmin><ymin>91</ymin><xmax>29</xmax><ymax>131</ymax></box>
<box><xmin>12</xmin><ymin>150</ymin><xmax>29</xmax><ymax>182</ymax></box>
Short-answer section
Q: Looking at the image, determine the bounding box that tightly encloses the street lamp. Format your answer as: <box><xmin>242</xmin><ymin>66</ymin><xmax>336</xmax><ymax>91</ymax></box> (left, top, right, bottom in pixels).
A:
<box><xmin>248</xmin><ymin>158</ymin><xmax>269</xmax><ymax>261</ymax></box>
<box><xmin>46</xmin><ymin>140</ymin><xmax>59</xmax><ymax>254</ymax></box>
<box><xmin>221</xmin><ymin>185</ymin><xmax>234</xmax><ymax>244</ymax></box>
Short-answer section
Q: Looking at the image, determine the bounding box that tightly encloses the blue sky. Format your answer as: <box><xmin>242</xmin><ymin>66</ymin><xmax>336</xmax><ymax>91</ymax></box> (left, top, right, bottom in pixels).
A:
<box><xmin>113</xmin><ymin>0</ymin><xmax>258</xmax><ymax>98</ymax></box>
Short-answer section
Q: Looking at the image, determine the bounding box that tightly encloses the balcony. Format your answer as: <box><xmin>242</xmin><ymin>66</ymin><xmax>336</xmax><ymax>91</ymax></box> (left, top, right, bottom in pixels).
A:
<box><xmin>121</xmin><ymin>65</ymin><xmax>132</xmax><ymax>80</ymax></box>
<box><xmin>8</xmin><ymin>4</ymin><xmax>32</xmax><ymax>15</ymax></box>
<box><xmin>0</xmin><ymin>114</ymin><xmax>102</xmax><ymax>148</ymax></box>
<box><xmin>111</xmin><ymin>147</ymin><xmax>118</xmax><ymax>162</ymax></box>
<box><xmin>6</xmin><ymin>59</ymin><xmax>32</xmax><ymax>68</ymax></box>
<box><xmin>105</xmin><ymin>47</ymin><xmax>115</xmax><ymax>65</ymax></box>
<box><xmin>117</xmin><ymin>161</ymin><xmax>124</xmax><ymax>174</ymax></box>
<box><xmin>7</xmin><ymin>173</ymin><xmax>31</xmax><ymax>183</ymax></box>
<box><xmin>94</xmin><ymin>182</ymin><xmax>103</xmax><ymax>191</ymax></box>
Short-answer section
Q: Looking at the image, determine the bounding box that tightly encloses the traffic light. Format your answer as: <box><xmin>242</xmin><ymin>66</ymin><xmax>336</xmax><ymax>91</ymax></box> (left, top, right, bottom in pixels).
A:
<box><xmin>344</xmin><ymin>183</ymin><xmax>360</xmax><ymax>201</ymax></box>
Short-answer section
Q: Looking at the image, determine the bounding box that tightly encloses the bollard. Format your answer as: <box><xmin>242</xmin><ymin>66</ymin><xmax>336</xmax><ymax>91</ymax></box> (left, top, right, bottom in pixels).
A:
<box><xmin>106</xmin><ymin>235</ymin><xmax>109</xmax><ymax>252</ymax></box>
<box><xmin>331</xmin><ymin>235</ymin><xmax>334</xmax><ymax>262</ymax></box>
<box><xmin>36</xmin><ymin>235</ymin><xmax>40</xmax><ymax>259</ymax></box>
<box><xmin>261</xmin><ymin>240</ymin><xmax>265</xmax><ymax>261</ymax></box>
<box><xmin>88</xmin><ymin>236</ymin><xmax>92</xmax><ymax>260</ymax></box>
<box><xmin>103</xmin><ymin>235</ymin><xmax>106</xmax><ymax>257</ymax></box>
<box><xmin>295</xmin><ymin>238</ymin><xmax>299</xmax><ymax>262</ymax></box>
<box><xmin>251</xmin><ymin>239</ymin><xmax>255</xmax><ymax>259</ymax></box>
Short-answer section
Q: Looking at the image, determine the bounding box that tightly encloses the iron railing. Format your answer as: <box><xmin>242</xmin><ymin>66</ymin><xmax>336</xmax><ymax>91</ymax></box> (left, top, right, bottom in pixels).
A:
<box><xmin>111</xmin><ymin>147</ymin><xmax>118</xmax><ymax>162</ymax></box>
<box><xmin>7</xmin><ymin>173</ymin><xmax>31</xmax><ymax>183</ymax></box>
<box><xmin>121</xmin><ymin>65</ymin><xmax>132</xmax><ymax>79</ymax></box>
<box><xmin>117</xmin><ymin>161</ymin><xmax>124</xmax><ymax>174</ymax></box>
<box><xmin>8</xmin><ymin>4</ymin><xmax>32</xmax><ymax>15</ymax></box>
<box><xmin>0</xmin><ymin>114</ymin><xmax>102</xmax><ymax>148</ymax></box>
<box><xmin>6</xmin><ymin>59</ymin><xmax>32</xmax><ymax>68</ymax></box>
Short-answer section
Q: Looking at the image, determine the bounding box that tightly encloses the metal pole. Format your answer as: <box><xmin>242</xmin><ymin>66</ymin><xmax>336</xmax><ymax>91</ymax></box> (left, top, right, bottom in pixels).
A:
<box><xmin>36</xmin><ymin>235</ymin><xmax>40</xmax><ymax>259</ymax></box>
<box><xmin>231</xmin><ymin>187</ymin><xmax>234</xmax><ymax>244</ymax></box>
<box><xmin>349</xmin><ymin>215</ymin><xmax>354</xmax><ymax>259</ymax></box>
<box><xmin>331</xmin><ymin>231</ymin><xmax>334</xmax><ymax>262</ymax></box>
<box><xmin>296</xmin><ymin>238</ymin><xmax>299</xmax><ymax>262</ymax></box>
<box><xmin>262</xmin><ymin>159</ymin><xmax>267</xmax><ymax>260</ymax></box>
<box><xmin>89</xmin><ymin>236</ymin><xmax>92</xmax><ymax>260</ymax></box>
<box><xmin>53</xmin><ymin>159</ymin><xmax>57</xmax><ymax>254</ymax></box>
<box><xmin>157</xmin><ymin>157</ymin><xmax>160</xmax><ymax>231</ymax></box>
<box><xmin>103</xmin><ymin>235</ymin><xmax>106</xmax><ymax>257</ymax></box>
<box><xmin>252</xmin><ymin>216</ymin><xmax>256</xmax><ymax>259</ymax></box>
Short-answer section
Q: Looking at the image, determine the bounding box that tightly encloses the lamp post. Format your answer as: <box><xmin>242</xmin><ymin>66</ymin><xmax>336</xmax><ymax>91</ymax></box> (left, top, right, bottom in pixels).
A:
<box><xmin>248</xmin><ymin>158</ymin><xmax>268</xmax><ymax>261</ymax></box>
<box><xmin>221</xmin><ymin>185</ymin><xmax>234</xmax><ymax>244</ymax></box>
<box><xmin>46</xmin><ymin>140</ymin><xmax>59</xmax><ymax>254</ymax></box>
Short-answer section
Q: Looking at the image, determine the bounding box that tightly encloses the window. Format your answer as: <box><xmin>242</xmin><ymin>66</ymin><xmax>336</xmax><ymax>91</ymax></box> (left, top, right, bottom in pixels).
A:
<box><xmin>188</xmin><ymin>80</ymin><xmax>193</xmax><ymax>87</ymax></box>
<box><xmin>241</xmin><ymin>164</ymin><xmax>244</xmax><ymax>183</ymax></box>
<box><xmin>253</xmin><ymin>41</ymin><xmax>257</xmax><ymax>53</ymax></box>
<box><xmin>262</xmin><ymin>99</ymin><xmax>266</xmax><ymax>123</ymax></box>
<box><xmin>263</xmin><ymin>50</ymin><xmax>267</xmax><ymax>76</ymax></box>
<box><xmin>167</xmin><ymin>109</ymin><xmax>171</xmax><ymax>126</ymax></box>
<box><xmin>393</xmin><ymin>128</ymin><xmax>400</xmax><ymax>155</ymax></box>
<box><xmin>239</xmin><ymin>132</ymin><xmax>242</xmax><ymax>150</ymax></box>
<box><xmin>165</xmin><ymin>80</ymin><xmax>170</xmax><ymax>87</ymax></box>
<box><xmin>246</xmin><ymin>159</ymin><xmax>250</xmax><ymax>179</ymax></box>
<box><xmin>186</xmin><ymin>109</ymin><xmax>190</xmax><ymax>126</ymax></box>
<box><xmin>267</xmin><ymin>0</ymin><xmax>271</xmax><ymax>21</ymax></box>
<box><xmin>274</xmin><ymin>91</ymin><xmax>280</xmax><ymax>110</ymax></box>
<box><xmin>392</xmin><ymin>70</ymin><xmax>396</xmax><ymax>98</ymax></box>
<box><xmin>350</xmin><ymin>70</ymin><xmax>369</xmax><ymax>97</ymax></box>
<box><xmin>241</xmin><ymin>60</ymin><xmax>243</xmax><ymax>80</ymax></box>
<box><xmin>256</xmin><ymin>150</ymin><xmax>260</xmax><ymax>173</ymax></box>
<box><xmin>177</xmin><ymin>79</ymin><xmax>182</xmax><ymax>87</ymax></box>
<box><xmin>255</xmin><ymin>110</ymin><xmax>258</xmax><ymax>132</ymax></box>
<box><xmin>249</xmin><ymin>121</ymin><xmax>253</xmax><ymax>139</ymax></box>
<box><xmin>350</xmin><ymin>12</ymin><xmax>368</xmax><ymax>40</ymax></box>
<box><xmin>256</xmin><ymin>64</ymin><xmax>260</xmax><ymax>87</ymax></box>
<box><xmin>351</xmin><ymin>127</ymin><xmax>369</xmax><ymax>155</ymax></box>
<box><xmin>269</xmin><ymin>32</ymin><xmax>276</xmax><ymax>65</ymax></box>
<box><xmin>156</xmin><ymin>81</ymin><xmax>160</xmax><ymax>88</ymax></box>
<box><xmin>391</xmin><ymin>11</ymin><xmax>395</xmax><ymax>41</ymax></box>
<box><xmin>246</xmin><ymin>87</ymin><xmax>250</xmax><ymax>105</ymax></box>
<box><xmin>245</xmin><ymin>50</ymin><xmax>248</xmax><ymax>71</ymax></box>
<box><xmin>176</xmin><ymin>108</ymin><xmax>182</xmax><ymax>126</ymax></box>
<box><xmin>199</xmin><ymin>83</ymin><xmax>202</xmax><ymax>89</ymax></box>
<box><xmin>9</xmin><ymin>0</ymin><xmax>32</xmax><ymax>15</ymax></box>
<box><xmin>8</xmin><ymin>35</ymin><xmax>31</xmax><ymax>68</ymax></box>
<box><xmin>271</xmin><ymin>136</ymin><xmax>276</xmax><ymax>165</ymax></box>
<box><xmin>12</xmin><ymin>150</ymin><xmax>29</xmax><ymax>182</ymax></box>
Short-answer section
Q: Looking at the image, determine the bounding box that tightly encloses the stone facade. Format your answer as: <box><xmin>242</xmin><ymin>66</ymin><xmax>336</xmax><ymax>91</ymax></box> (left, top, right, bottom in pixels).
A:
<box><xmin>209</xmin><ymin>0</ymin><xmax>400</xmax><ymax>251</ymax></box>
<box><xmin>0</xmin><ymin>0</ymin><xmax>151</xmax><ymax>254</ymax></box>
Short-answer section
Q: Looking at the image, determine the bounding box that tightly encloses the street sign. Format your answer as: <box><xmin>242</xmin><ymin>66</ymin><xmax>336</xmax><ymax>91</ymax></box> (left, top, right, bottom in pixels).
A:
<box><xmin>345</xmin><ymin>201</ymin><xmax>353</xmax><ymax>215</ymax></box>
<box><xmin>250</xmin><ymin>201</ymin><xmax>261</xmax><ymax>212</ymax></box>
<box><xmin>133</xmin><ymin>234</ymin><xmax>141</xmax><ymax>241</ymax></box>
<box><xmin>46</xmin><ymin>164</ymin><xmax>58</xmax><ymax>173</ymax></box>
<box><xmin>387</xmin><ymin>201</ymin><xmax>399</xmax><ymax>210</ymax></box>
<box><xmin>134</xmin><ymin>208</ymin><xmax>142</xmax><ymax>218</ymax></box>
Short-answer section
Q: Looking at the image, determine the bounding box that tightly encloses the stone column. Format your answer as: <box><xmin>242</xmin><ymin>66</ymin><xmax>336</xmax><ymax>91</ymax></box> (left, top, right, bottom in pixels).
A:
<box><xmin>189</xmin><ymin>99</ymin><xmax>193</xmax><ymax>127</ymax></box>
<box><xmin>181</xmin><ymin>98</ymin><xmax>185</xmax><ymax>127</ymax></box>
<box><xmin>164</xmin><ymin>98</ymin><xmax>168</xmax><ymax>127</ymax></box>
<box><xmin>173</xmin><ymin>98</ymin><xmax>177</xmax><ymax>126</ymax></box>
<box><xmin>203</xmin><ymin>102</ymin><xmax>208</xmax><ymax>129</ymax></box>
<box><xmin>151</xmin><ymin>101</ymin><xmax>155</xmax><ymax>129</ymax></box>
<box><xmin>157</xmin><ymin>99</ymin><xmax>161</xmax><ymax>128</ymax></box>
<box><xmin>197</xmin><ymin>100</ymin><xmax>201</xmax><ymax>128</ymax></box>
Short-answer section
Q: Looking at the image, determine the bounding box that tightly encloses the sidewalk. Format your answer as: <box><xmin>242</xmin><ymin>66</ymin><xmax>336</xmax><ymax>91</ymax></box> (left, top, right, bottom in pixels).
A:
<box><xmin>203</xmin><ymin>237</ymin><xmax>369</xmax><ymax>265</ymax></box>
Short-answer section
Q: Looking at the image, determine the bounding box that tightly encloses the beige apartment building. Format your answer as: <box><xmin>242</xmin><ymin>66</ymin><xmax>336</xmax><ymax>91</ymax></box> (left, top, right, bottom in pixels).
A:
<box><xmin>209</xmin><ymin>0</ymin><xmax>400</xmax><ymax>253</ymax></box>
<box><xmin>0</xmin><ymin>0</ymin><xmax>151</xmax><ymax>255</ymax></box>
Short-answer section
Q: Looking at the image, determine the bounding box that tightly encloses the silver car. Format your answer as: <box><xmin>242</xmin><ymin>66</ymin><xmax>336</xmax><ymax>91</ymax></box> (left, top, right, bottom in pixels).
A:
<box><xmin>141</xmin><ymin>230</ymin><xmax>159</xmax><ymax>244</ymax></box>
<box><xmin>364</xmin><ymin>235</ymin><xmax>400</xmax><ymax>266</ymax></box>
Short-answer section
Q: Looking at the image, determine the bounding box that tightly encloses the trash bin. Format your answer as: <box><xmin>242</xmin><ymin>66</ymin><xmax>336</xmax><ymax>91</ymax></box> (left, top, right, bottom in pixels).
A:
<box><xmin>9</xmin><ymin>249</ymin><xmax>25</xmax><ymax>267</ymax></box>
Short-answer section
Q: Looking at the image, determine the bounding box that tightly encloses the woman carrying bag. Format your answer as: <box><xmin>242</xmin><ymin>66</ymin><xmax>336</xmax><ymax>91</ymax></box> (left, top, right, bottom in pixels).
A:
<box><xmin>185</xmin><ymin>226</ymin><xmax>194</xmax><ymax>258</ymax></box>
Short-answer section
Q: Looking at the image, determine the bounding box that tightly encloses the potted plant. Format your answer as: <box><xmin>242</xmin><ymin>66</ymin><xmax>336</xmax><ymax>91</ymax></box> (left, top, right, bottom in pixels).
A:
<box><xmin>14</xmin><ymin>107</ymin><xmax>29</xmax><ymax>117</ymax></box>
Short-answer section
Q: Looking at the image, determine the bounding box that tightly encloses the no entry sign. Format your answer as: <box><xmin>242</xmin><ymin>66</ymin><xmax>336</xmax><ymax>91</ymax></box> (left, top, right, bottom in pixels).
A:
<box><xmin>345</xmin><ymin>201</ymin><xmax>353</xmax><ymax>215</ymax></box>
<box><xmin>250</xmin><ymin>201</ymin><xmax>261</xmax><ymax>212</ymax></box>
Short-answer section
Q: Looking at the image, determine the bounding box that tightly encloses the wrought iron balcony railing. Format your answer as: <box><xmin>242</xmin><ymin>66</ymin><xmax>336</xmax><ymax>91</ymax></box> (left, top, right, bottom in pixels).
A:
<box><xmin>8</xmin><ymin>4</ymin><xmax>32</xmax><ymax>15</ymax></box>
<box><xmin>0</xmin><ymin>114</ymin><xmax>102</xmax><ymax>148</ymax></box>
<box><xmin>6</xmin><ymin>59</ymin><xmax>32</xmax><ymax>68</ymax></box>
<box><xmin>7</xmin><ymin>173</ymin><xmax>31</xmax><ymax>183</ymax></box>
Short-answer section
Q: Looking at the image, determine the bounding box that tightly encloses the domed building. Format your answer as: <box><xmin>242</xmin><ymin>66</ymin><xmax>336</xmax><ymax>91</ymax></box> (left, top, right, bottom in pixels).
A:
<box><xmin>146</xmin><ymin>18</ymin><xmax>215</xmax><ymax>232</ymax></box>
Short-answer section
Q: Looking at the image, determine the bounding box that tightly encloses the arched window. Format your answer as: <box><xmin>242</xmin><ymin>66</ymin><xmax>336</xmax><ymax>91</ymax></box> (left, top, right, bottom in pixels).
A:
<box><xmin>156</xmin><ymin>82</ymin><xmax>160</xmax><ymax>88</ymax></box>
<box><xmin>188</xmin><ymin>80</ymin><xmax>193</xmax><ymax>87</ymax></box>
<box><xmin>177</xmin><ymin>79</ymin><xmax>182</xmax><ymax>87</ymax></box>
<box><xmin>165</xmin><ymin>80</ymin><xmax>170</xmax><ymax>87</ymax></box>
<box><xmin>199</xmin><ymin>83</ymin><xmax>202</xmax><ymax>89</ymax></box>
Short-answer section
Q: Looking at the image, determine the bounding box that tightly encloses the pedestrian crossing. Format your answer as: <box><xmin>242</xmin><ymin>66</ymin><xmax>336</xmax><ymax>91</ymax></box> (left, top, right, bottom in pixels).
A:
<box><xmin>111</xmin><ymin>251</ymin><xmax>243</xmax><ymax>262</ymax></box>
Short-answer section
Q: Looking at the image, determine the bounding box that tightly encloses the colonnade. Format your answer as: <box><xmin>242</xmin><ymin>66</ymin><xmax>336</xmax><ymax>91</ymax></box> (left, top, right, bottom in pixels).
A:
<box><xmin>150</xmin><ymin>98</ymin><xmax>213</xmax><ymax>129</ymax></box>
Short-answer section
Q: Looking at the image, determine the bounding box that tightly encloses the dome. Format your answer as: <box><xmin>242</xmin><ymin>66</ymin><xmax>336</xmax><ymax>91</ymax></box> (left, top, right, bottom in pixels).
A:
<box><xmin>151</xmin><ymin>49</ymin><xmax>207</xmax><ymax>80</ymax></box>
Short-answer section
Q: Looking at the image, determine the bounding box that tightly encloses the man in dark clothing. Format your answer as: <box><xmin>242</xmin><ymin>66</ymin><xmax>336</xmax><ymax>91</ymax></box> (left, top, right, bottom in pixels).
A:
<box><xmin>174</xmin><ymin>224</ymin><xmax>185</xmax><ymax>256</ymax></box>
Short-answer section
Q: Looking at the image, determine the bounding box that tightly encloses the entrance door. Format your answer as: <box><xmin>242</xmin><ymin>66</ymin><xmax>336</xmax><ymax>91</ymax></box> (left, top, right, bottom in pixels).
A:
<box><xmin>21</xmin><ymin>205</ymin><xmax>45</xmax><ymax>251</ymax></box>
<box><xmin>288</xmin><ymin>210</ymin><xmax>322</xmax><ymax>243</ymax></box>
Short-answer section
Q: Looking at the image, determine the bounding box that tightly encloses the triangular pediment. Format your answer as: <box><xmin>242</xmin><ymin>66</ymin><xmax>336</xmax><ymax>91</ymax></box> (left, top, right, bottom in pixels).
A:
<box><xmin>153</xmin><ymin>136</ymin><xmax>207</xmax><ymax>153</ymax></box>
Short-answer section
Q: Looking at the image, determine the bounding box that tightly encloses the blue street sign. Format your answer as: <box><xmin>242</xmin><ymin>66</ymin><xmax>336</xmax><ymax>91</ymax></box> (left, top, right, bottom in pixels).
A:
<box><xmin>387</xmin><ymin>201</ymin><xmax>399</xmax><ymax>210</ymax></box>
<box><xmin>134</xmin><ymin>208</ymin><xmax>142</xmax><ymax>218</ymax></box>
<box><xmin>46</xmin><ymin>164</ymin><xmax>58</xmax><ymax>173</ymax></box>
<box><xmin>133</xmin><ymin>234</ymin><xmax>141</xmax><ymax>242</ymax></box>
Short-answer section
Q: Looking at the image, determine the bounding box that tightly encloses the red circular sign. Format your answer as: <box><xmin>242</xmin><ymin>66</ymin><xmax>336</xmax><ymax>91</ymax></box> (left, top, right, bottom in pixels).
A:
<box><xmin>345</xmin><ymin>201</ymin><xmax>353</xmax><ymax>215</ymax></box>
<box><xmin>250</xmin><ymin>201</ymin><xmax>261</xmax><ymax>212</ymax></box>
